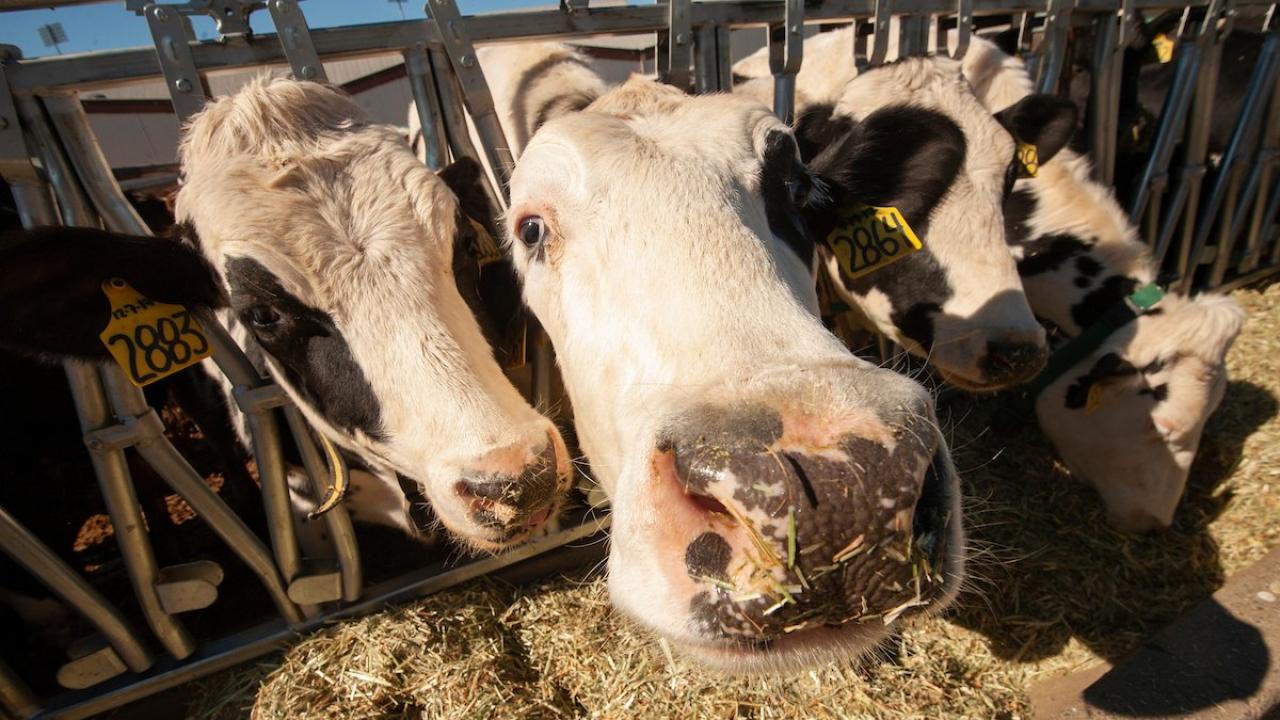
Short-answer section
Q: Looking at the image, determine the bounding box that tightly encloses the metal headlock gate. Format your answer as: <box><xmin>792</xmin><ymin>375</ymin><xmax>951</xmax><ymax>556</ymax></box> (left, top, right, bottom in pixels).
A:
<box><xmin>0</xmin><ymin>0</ymin><xmax>1276</xmax><ymax>716</ymax></box>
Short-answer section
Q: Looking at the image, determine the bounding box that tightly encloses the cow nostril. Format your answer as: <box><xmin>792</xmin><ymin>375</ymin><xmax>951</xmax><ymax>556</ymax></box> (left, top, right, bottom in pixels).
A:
<box><xmin>685</xmin><ymin>490</ymin><xmax>730</xmax><ymax>516</ymax></box>
<box><xmin>911</xmin><ymin>449</ymin><xmax>949</xmax><ymax>567</ymax></box>
<box><xmin>983</xmin><ymin>339</ymin><xmax>1049</xmax><ymax>383</ymax></box>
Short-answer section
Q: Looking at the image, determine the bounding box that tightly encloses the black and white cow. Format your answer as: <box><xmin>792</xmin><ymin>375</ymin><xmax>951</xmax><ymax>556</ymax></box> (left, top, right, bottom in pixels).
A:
<box><xmin>734</xmin><ymin>27</ymin><xmax>1078</xmax><ymax>391</ymax></box>
<box><xmin>493</xmin><ymin>66</ymin><xmax>965</xmax><ymax>670</ymax></box>
<box><xmin>963</xmin><ymin>38</ymin><xmax>1245</xmax><ymax>531</ymax></box>
<box><xmin>0</xmin><ymin>77</ymin><xmax>570</xmax><ymax>552</ymax></box>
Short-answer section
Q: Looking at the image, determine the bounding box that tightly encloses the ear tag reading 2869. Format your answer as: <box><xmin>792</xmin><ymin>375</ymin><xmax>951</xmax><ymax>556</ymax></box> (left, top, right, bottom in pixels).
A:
<box><xmin>1017</xmin><ymin>141</ymin><xmax>1040</xmax><ymax>178</ymax></box>
<box><xmin>825</xmin><ymin>202</ymin><xmax>923</xmax><ymax>280</ymax></box>
<box><xmin>99</xmin><ymin>278</ymin><xmax>212</xmax><ymax>387</ymax></box>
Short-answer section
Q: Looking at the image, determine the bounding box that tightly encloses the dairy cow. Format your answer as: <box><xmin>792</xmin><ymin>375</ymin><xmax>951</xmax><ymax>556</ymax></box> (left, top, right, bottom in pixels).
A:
<box><xmin>734</xmin><ymin>28</ymin><xmax>1078</xmax><ymax>391</ymax></box>
<box><xmin>963</xmin><ymin>38</ymin><xmax>1245</xmax><ymax>531</ymax></box>
<box><xmin>0</xmin><ymin>77</ymin><xmax>570</xmax><ymax>552</ymax></box>
<box><xmin>484</xmin><ymin>58</ymin><xmax>966</xmax><ymax>670</ymax></box>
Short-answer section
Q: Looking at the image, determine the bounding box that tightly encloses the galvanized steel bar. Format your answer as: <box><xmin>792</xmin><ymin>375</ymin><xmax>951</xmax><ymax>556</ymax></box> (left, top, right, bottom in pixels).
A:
<box><xmin>282</xmin><ymin>405</ymin><xmax>362</xmax><ymax>603</ymax></box>
<box><xmin>1170</xmin><ymin>0</ymin><xmax>1231</xmax><ymax>287</ymax></box>
<box><xmin>405</xmin><ymin>42</ymin><xmax>448</xmax><ymax>171</ymax></box>
<box><xmin>663</xmin><ymin>0</ymin><xmax>694</xmax><ymax>89</ymax></box>
<box><xmin>426</xmin><ymin>0</ymin><xmax>516</xmax><ymax>199</ymax></box>
<box><xmin>694</xmin><ymin>23</ymin><xmax>720</xmax><ymax>93</ymax></box>
<box><xmin>715</xmin><ymin>24</ymin><xmax>733</xmax><ymax>91</ymax></box>
<box><xmin>266</xmin><ymin>0</ymin><xmax>328</xmax><ymax>82</ymax></box>
<box><xmin>1036</xmin><ymin>0</ymin><xmax>1074</xmax><ymax>93</ymax></box>
<box><xmin>1128</xmin><ymin>35</ymin><xmax>1201</xmax><ymax>234</ymax></box>
<box><xmin>230</xmin><ymin>382</ymin><xmax>318</xmax><ymax>618</ymax></box>
<box><xmin>0</xmin><ymin>506</ymin><xmax>153</xmax><ymax>674</ymax></box>
<box><xmin>126</xmin><ymin>407</ymin><xmax>306</xmax><ymax>621</ymax></box>
<box><xmin>1198</xmin><ymin>29</ymin><xmax>1280</xmax><ymax>285</ymax></box>
<box><xmin>770</xmin><ymin>0</ymin><xmax>805</xmax><ymax>122</ymax></box>
<box><xmin>142</xmin><ymin>3</ymin><xmax>208</xmax><ymax>123</ymax></box>
<box><xmin>1240</xmin><ymin>52</ymin><xmax>1280</xmax><ymax>270</ymax></box>
<box><xmin>952</xmin><ymin>0</ymin><xmax>974</xmax><ymax>58</ymax></box>
<box><xmin>427</xmin><ymin>45</ymin><xmax>503</xmax><ymax>214</ymax></box>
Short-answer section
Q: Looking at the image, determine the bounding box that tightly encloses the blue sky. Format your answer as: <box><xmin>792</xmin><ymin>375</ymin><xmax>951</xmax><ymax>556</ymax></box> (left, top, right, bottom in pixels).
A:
<box><xmin>0</xmin><ymin>1</ymin><xmax>550</xmax><ymax>58</ymax></box>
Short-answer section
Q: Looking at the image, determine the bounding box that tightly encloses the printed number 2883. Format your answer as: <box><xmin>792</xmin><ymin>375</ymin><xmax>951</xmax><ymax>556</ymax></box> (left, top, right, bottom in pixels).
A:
<box><xmin>106</xmin><ymin>310</ymin><xmax>209</xmax><ymax>385</ymax></box>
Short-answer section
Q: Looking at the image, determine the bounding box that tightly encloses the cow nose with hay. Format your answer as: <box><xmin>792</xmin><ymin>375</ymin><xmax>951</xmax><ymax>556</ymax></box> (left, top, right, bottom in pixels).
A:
<box><xmin>654</xmin><ymin>402</ymin><xmax>951</xmax><ymax>643</ymax></box>
<box><xmin>980</xmin><ymin>336</ymin><xmax>1050</xmax><ymax>387</ymax></box>
<box><xmin>454</xmin><ymin>434</ymin><xmax>567</xmax><ymax>543</ymax></box>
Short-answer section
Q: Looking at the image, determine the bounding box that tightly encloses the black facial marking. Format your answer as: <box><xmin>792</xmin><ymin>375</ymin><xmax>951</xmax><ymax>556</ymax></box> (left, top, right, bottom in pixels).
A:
<box><xmin>1016</xmin><ymin>234</ymin><xmax>1092</xmax><ymax>276</ymax></box>
<box><xmin>894</xmin><ymin>301</ymin><xmax>942</xmax><ymax>354</ymax></box>
<box><xmin>760</xmin><ymin>130</ymin><xmax>817</xmax><ymax>266</ymax></box>
<box><xmin>1074</xmin><ymin>276</ymin><xmax>1091</xmax><ymax>289</ymax></box>
<box><xmin>225</xmin><ymin>257</ymin><xmax>385</xmax><ymax>440</ymax></box>
<box><xmin>1004</xmin><ymin>188</ymin><xmax>1039</xmax><ymax>246</ymax></box>
<box><xmin>1075</xmin><ymin>255</ymin><xmax>1103</xmax><ymax>278</ymax></box>
<box><xmin>804</xmin><ymin>105</ymin><xmax>967</xmax><ymax>239</ymax></box>
<box><xmin>686</xmin><ymin>532</ymin><xmax>733</xmax><ymax>582</ymax></box>
<box><xmin>1064</xmin><ymin>352</ymin><xmax>1139</xmax><ymax>409</ymax></box>
<box><xmin>1072</xmin><ymin>275</ymin><xmax>1139</xmax><ymax>329</ymax></box>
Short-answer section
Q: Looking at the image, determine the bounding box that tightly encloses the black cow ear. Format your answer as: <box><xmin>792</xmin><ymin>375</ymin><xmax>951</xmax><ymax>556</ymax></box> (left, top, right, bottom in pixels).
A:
<box><xmin>0</xmin><ymin>226</ymin><xmax>226</xmax><ymax>360</ymax></box>
<box><xmin>438</xmin><ymin>157</ymin><xmax>499</xmax><ymax>240</ymax></box>
<box><xmin>793</xmin><ymin>104</ymin><xmax>855</xmax><ymax>163</ymax></box>
<box><xmin>804</xmin><ymin>106</ymin><xmax>966</xmax><ymax>229</ymax></box>
<box><xmin>995</xmin><ymin>94</ymin><xmax>1078</xmax><ymax>166</ymax></box>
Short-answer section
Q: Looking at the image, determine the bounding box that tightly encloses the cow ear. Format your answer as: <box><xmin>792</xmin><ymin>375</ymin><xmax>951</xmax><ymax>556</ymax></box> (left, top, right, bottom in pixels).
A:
<box><xmin>805</xmin><ymin>106</ymin><xmax>966</xmax><ymax>228</ymax></box>
<box><xmin>0</xmin><ymin>226</ymin><xmax>226</xmax><ymax>360</ymax></box>
<box><xmin>793</xmin><ymin>104</ymin><xmax>855</xmax><ymax>163</ymax></box>
<box><xmin>994</xmin><ymin>94</ymin><xmax>1078</xmax><ymax>166</ymax></box>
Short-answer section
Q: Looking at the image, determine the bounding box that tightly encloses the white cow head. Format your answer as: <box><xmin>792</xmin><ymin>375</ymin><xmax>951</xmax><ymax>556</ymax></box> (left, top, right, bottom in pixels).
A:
<box><xmin>505</xmin><ymin>77</ymin><xmax>964</xmax><ymax>671</ymax></box>
<box><xmin>0</xmin><ymin>78</ymin><xmax>569</xmax><ymax>552</ymax></box>
<box><xmin>1035</xmin><ymin>294</ymin><xmax>1242</xmax><ymax>531</ymax></box>
<box><xmin>964</xmin><ymin>36</ymin><xmax>1246</xmax><ymax>530</ymax></box>
<box><xmin>795</xmin><ymin>56</ymin><xmax>1076</xmax><ymax>390</ymax></box>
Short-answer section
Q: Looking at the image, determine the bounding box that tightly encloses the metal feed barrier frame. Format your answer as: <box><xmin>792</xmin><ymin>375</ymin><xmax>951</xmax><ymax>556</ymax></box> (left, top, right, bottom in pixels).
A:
<box><xmin>0</xmin><ymin>0</ymin><xmax>1278</xmax><ymax>716</ymax></box>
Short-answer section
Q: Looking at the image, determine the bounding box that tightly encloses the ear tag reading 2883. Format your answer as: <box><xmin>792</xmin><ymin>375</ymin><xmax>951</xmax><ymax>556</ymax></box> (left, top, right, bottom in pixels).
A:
<box><xmin>99</xmin><ymin>278</ymin><xmax>212</xmax><ymax>387</ymax></box>
<box><xmin>1017</xmin><ymin>141</ymin><xmax>1040</xmax><ymax>178</ymax></box>
<box><xmin>825</xmin><ymin>202</ymin><xmax>923</xmax><ymax>280</ymax></box>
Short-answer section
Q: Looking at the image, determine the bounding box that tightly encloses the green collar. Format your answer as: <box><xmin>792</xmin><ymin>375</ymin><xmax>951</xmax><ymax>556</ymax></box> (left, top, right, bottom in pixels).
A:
<box><xmin>1025</xmin><ymin>282</ymin><xmax>1165</xmax><ymax>398</ymax></box>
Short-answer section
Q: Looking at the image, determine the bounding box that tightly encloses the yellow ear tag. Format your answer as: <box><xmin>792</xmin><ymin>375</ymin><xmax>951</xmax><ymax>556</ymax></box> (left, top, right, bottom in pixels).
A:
<box><xmin>824</xmin><ymin>202</ymin><xmax>923</xmax><ymax>280</ymax></box>
<box><xmin>1085</xmin><ymin>383</ymin><xmax>1104</xmax><ymax>415</ymax></box>
<box><xmin>468</xmin><ymin>216</ymin><xmax>503</xmax><ymax>267</ymax></box>
<box><xmin>1017</xmin><ymin>141</ymin><xmax>1040</xmax><ymax>178</ymax></box>
<box><xmin>1153</xmin><ymin>34</ymin><xmax>1175</xmax><ymax>64</ymax></box>
<box><xmin>99</xmin><ymin>278</ymin><xmax>212</xmax><ymax>387</ymax></box>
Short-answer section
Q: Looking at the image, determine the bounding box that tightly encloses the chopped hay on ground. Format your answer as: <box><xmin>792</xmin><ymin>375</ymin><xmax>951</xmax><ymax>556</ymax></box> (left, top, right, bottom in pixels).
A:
<box><xmin>187</xmin><ymin>283</ymin><xmax>1280</xmax><ymax>720</ymax></box>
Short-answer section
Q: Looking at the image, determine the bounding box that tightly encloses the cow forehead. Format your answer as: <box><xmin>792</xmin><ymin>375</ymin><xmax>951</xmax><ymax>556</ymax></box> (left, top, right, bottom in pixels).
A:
<box><xmin>177</xmin><ymin>139</ymin><xmax>458</xmax><ymax>308</ymax></box>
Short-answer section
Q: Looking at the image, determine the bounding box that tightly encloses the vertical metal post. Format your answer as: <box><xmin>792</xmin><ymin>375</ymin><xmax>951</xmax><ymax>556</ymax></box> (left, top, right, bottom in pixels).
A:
<box><xmin>661</xmin><ymin>0</ymin><xmax>693</xmax><ymax>90</ymax></box>
<box><xmin>266</xmin><ymin>0</ymin><xmax>328</xmax><ymax>83</ymax></box>
<box><xmin>1195</xmin><ymin>31</ymin><xmax>1280</xmax><ymax>286</ymax></box>
<box><xmin>861</xmin><ymin>0</ymin><xmax>893</xmax><ymax>71</ymax></box>
<box><xmin>769</xmin><ymin>0</ymin><xmax>804</xmax><ymax>124</ymax></box>
<box><xmin>951</xmin><ymin>0</ymin><xmax>973</xmax><ymax>60</ymax></box>
<box><xmin>1171</xmin><ymin>2</ymin><xmax>1232</xmax><ymax>289</ymax></box>
<box><xmin>1036</xmin><ymin>0</ymin><xmax>1073</xmax><ymax>94</ymax></box>
<box><xmin>1089</xmin><ymin>0</ymin><xmax>1132</xmax><ymax>185</ymax></box>
<box><xmin>405</xmin><ymin>42</ymin><xmax>448</xmax><ymax>171</ymax></box>
<box><xmin>694</xmin><ymin>24</ymin><xmax>720</xmax><ymax>93</ymax></box>
<box><xmin>1241</xmin><ymin>55</ymin><xmax>1280</xmax><ymax>272</ymax></box>
<box><xmin>715</xmin><ymin>24</ymin><xmax>733</xmax><ymax>92</ymax></box>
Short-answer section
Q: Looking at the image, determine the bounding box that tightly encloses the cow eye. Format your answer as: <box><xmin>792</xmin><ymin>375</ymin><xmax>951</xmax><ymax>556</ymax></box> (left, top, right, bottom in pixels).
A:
<box><xmin>518</xmin><ymin>216</ymin><xmax>547</xmax><ymax>248</ymax></box>
<box><xmin>248</xmin><ymin>305</ymin><xmax>282</xmax><ymax>328</ymax></box>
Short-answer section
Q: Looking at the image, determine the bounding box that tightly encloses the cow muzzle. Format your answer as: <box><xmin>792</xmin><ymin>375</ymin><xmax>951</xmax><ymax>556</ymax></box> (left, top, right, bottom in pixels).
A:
<box><xmin>444</xmin><ymin>431</ymin><xmax>570</xmax><ymax>550</ymax></box>
<box><xmin>645</xmin><ymin>401</ymin><xmax>960</xmax><ymax>663</ymax></box>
